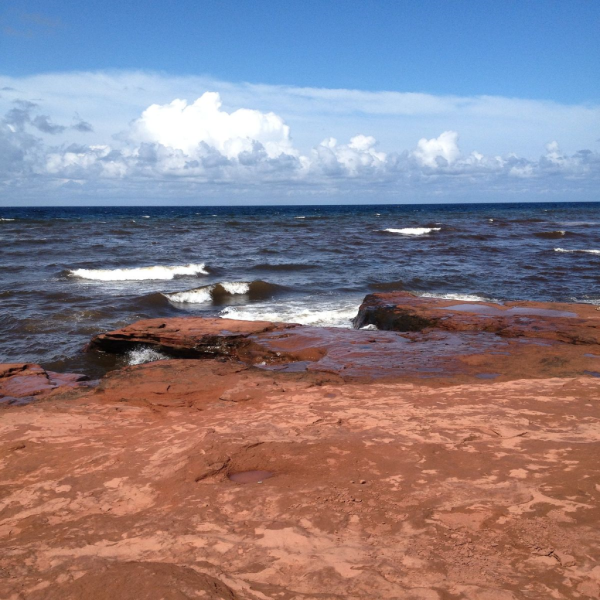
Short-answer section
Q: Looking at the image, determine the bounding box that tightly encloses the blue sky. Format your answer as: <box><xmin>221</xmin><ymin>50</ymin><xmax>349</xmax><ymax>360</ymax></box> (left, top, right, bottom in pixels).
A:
<box><xmin>1</xmin><ymin>1</ymin><xmax>599</xmax><ymax>205</ymax></box>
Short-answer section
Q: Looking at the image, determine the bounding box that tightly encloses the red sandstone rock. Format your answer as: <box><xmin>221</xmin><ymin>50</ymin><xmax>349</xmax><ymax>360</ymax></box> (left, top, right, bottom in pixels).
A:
<box><xmin>2</xmin><ymin>298</ymin><xmax>600</xmax><ymax>598</ymax></box>
<box><xmin>0</xmin><ymin>358</ymin><xmax>599</xmax><ymax>599</ymax></box>
<box><xmin>88</xmin><ymin>294</ymin><xmax>600</xmax><ymax>382</ymax></box>
<box><xmin>354</xmin><ymin>291</ymin><xmax>600</xmax><ymax>344</ymax></box>
<box><xmin>0</xmin><ymin>363</ymin><xmax>90</xmax><ymax>407</ymax></box>
<box><xmin>87</xmin><ymin>317</ymin><xmax>295</xmax><ymax>358</ymax></box>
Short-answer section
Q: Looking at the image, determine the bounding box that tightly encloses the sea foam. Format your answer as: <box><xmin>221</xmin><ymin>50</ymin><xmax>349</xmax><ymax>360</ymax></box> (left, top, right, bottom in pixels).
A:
<box><xmin>165</xmin><ymin>281</ymin><xmax>251</xmax><ymax>303</ymax></box>
<box><xmin>126</xmin><ymin>347</ymin><xmax>169</xmax><ymax>365</ymax></box>
<box><xmin>383</xmin><ymin>227</ymin><xmax>441</xmax><ymax>236</ymax></box>
<box><xmin>554</xmin><ymin>248</ymin><xmax>600</xmax><ymax>255</ymax></box>
<box><xmin>419</xmin><ymin>292</ymin><xmax>494</xmax><ymax>302</ymax></box>
<box><xmin>69</xmin><ymin>263</ymin><xmax>208</xmax><ymax>281</ymax></box>
<box><xmin>219</xmin><ymin>301</ymin><xmax>360</xmax><ymax>328</ymax></box>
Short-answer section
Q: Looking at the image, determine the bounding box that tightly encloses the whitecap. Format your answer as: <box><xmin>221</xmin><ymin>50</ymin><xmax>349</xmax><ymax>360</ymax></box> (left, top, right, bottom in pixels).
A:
<box><xmin>0</xmin><ymin>218</ymin><xmax>15</xmax><ymax>221</ymax></box>
<box><xmin>419</xmin><ymin>292</ymin><xmax>495</xmax><ymax>302</ymax></box>
<box><xmin>221</xmin><ymin>281</ymin><xmax>251</xmax><ymax>295</ymax></box>
<box><xmin>69</xmin><ymin>263</ymin><xmax>208</xmax><ymax>281</ymax></box>
<box><xmin>126</xmin><ymin>347</ymin><xmax>169</xmax><ymax>365</ymax></box>
<box><xmin>295</xmin><ymin>216</ymin><xmax>306</xmax><ymax>219</ymax></box>
<box><xmin>165</xmin><ymin>287</ymin><xmax>213</xmax><ymax>303</ymax></box>
<box><xmin>554</xmin><ymin>248</ymin><xmax>600</xmax><ymax>255</ymax></box>
<box><xmin>220</xmin><ymin>301</ymin><xmax>360</xmax><ymax>328</ymax></box>
<box><xmin>384</xmin><ymin>227</ymin><xmax>441</xmax><ymax>236</ymax></box>
<box><xmin>164</xmin><ymin>281</ymin><xmax>251</xmax><ymax>304</ymax></box>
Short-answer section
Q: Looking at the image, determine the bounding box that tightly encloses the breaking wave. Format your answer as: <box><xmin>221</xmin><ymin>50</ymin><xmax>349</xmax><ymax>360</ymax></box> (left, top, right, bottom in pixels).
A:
<box><xmin>554</xmin><ymin>248</ymin><xmax>600</xmax><ymax>255</ymax></box>
<box><xmin>419</xmin><ymin>292</ymin><xmax>495</xmax><ymax>302</ymax></box>
<box><xmin>126</xmin><ymin>347</ymin><xmax>170</xmax><ymax>365</ymax></box>
<box><xmin>164</xmin><ymin>280</ymin><xmax>282</xmax><ymax>304</ymax></box>
<box><xmin>69</xmin><ymin>263</ymin><xmax>209</xmax><ymax>281</ymax></box>
<box><xmin>383</xmin><ymin>227</ymin><xmax>441</xmax><ymax>236</ymax></box>
<box><xmin>0</xmin><ymin>218</ymin><xmax>15</xmax><ymax>221</ymax></box>
<box><xmin>220</xmin><ymin>300</ymin><xmax>360</xmax><ymax>328</ymax></box>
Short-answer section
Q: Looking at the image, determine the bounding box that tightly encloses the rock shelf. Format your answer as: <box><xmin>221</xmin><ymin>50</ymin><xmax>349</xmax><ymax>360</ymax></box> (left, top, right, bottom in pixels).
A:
<box><xmin>1</xmin><ymin>293</ymin><xmax>600</xmax><ymax>599</ymax></box>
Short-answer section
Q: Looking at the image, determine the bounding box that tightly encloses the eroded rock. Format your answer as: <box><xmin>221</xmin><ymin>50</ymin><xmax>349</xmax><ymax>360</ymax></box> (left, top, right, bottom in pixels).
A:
<box><xmin>0</xmin><ymin>362</ymin><xmax>90</xmax><ymax>407</ymax></box>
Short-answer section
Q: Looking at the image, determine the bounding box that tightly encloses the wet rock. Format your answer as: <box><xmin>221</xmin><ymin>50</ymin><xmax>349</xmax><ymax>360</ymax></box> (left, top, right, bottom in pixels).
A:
<box><xmin>87</xmin><ymin>300</ymin><xmax>600</xmax><ymax>382</ymax></box>
<box><xmin>0</xmin><ymin>362</ymin><xmax>90</xmax><ymax>407</ymax></box>
<box><xmin>354</xmin><ymin>291</ymin><xmax>600</xmax><ymax>345</ymax></box>
<box><xmin>87</xmin><ymin>317</ymin><xmax>295</xmax><ymax>360</ymax></box>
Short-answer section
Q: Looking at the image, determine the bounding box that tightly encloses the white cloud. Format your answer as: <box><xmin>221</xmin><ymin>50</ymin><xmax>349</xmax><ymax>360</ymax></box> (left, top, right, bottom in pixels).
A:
<box><xmin>412</xmin><ymin>131</ymin><xmax>460</xmax><ymax>167</ymax></box>
<box><xmin>130</xmin><ymin>92</ymin><xmax>296</xmax><ymax>159</ymax></box>
<box><xmin>0</xmin><ymin>70</ymin><xmax>600</xmax><ymax>204</ymax></box>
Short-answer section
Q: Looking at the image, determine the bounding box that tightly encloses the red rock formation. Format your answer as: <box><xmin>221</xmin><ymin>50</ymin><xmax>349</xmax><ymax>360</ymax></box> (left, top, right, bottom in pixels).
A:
<box><xmin>2</xmin><ymin>297</ymin><xmax>600</xmax><ymax>599</ymax></box>
<box><xmin>88</xmin><ymin>294</ymin><xmax>600</xmax><ymax>382</ymax></box>
<box><xmin>1</xmin><ymin>357</ymin><xmax>599</xmax><ymax>599</ymax></box>
<box><xmin>0</xmin><ymin>363</ymin><xmax>90</xmax><ymax>407</ymax></box>
<box><xmin>353</xmin><ymin>291</ymin><xmax>600</xmax><ymax>344</ymax></box>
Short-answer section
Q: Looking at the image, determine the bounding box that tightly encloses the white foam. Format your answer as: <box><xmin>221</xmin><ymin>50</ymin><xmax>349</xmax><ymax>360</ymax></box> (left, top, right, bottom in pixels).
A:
<box><xmin>384</xmin><ymin>227</ymin><xmax>441</xmax><ymax>236</ymax></box>
<box><xmin>220</xmin><ymin>301</ymin><xmax>360</xmax><ymax>328</ymax></box>
<box><xmin>69</xmin><ymin>263</ymin><xmax>208</xmax><ymax>281</ymax></box>
<box><xmin>166</xmin><ymin>287</ymin><xmax>213</xmax><ymax>303</ymax></box>
<box><xmin>164</xmin><ymin>281</ymin><xmax>251</xmax><ymax>304</ymax></box>
<box><xmin>0</xmin><ymin>218</ymin><xmax>15</xmax><ymax>221</ymax></box>
<box><xmin>126</xmin><ymin>347</ymin><xmax>169</xmax><ymax>365</ymax></box>
<box><xmin>142</xmin><ymin>215</ymin><xmax>150</xmax><ymax>218</ymax></box>
<box><xmin>294</xmin><ymin>216</ymin><xmax>306</xmax><ymax>219</ymax></box>
<box><xmin>555</xmin><ymin>248</ymin><xmax>600</xmax><ymax>255</ymax></box>
<box><xmin>419</xmin><ymin>292</ymin><xmax>493</xmax><ymax>302</ymax></box>
<box><xmin>221</xmin><ymin>281</ymin><xmax>251</xmax><ymax>294</ymax></box>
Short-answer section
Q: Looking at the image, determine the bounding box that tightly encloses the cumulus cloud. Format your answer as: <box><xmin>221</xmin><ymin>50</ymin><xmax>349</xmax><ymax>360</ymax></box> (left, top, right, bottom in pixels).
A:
<box><xmin>130</xmin><ymin>92</ymin><xmax>296</xmax><ymax>160</ymax></box>
<box><xmin>0</xmin><ymin>75</ymin><xmax>599</xmax><ymax>203</ymax></box>
<box><xmin>412</xmin><ymin>131</ymin><xmax>460</xmax><ymax>167</ymax></box>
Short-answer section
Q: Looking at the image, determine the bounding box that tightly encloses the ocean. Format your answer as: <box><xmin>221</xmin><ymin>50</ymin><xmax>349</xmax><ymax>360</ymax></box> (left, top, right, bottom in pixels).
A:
<box><xmin>1</xmin><ymin>202</ymin><xmax>599</xmax><ymax>376</ymax></box>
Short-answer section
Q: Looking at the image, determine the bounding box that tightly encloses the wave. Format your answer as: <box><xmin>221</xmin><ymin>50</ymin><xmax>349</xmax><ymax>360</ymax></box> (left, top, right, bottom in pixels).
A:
<box><xmin>383</xmin><ymin>227</ymin><xmax>441</xmax><ymax>236</ymax></box>
<box><xmin>126</xmin><ymin>347</ymin><xmax>170</xmax><ymax>366</ymax></box>
<box><xmin>533</xmin><ymin>230</ymin><xmax>567</xmax><ymax>239</ymax></box>
<box><xmin>69</xmin><ymin>263</ymin><xmax>209</xmax><ymax>281</ymax></box>
<box><xmin>0</xmin><ymin>218</ymin><xmax>15</xmax><ymax>221</ymax></box>
<box><xmin>164</xmin><ymin>280</ymin><xmax>282</xmax><ymax>304</ymax></box>
<box><xmin>554</xmin><ymin>248</ymin><xmax>600</xmax><ymax>255</ymax></box>
<box><xmin>220</xmin><ymin>300</ymin><xmax>360</xmax><ymax>328</ymax></box>
<box><xmin>418</xmin><ymin>292</ymin><xmax>495</xmax><ymax>302</ymax></box>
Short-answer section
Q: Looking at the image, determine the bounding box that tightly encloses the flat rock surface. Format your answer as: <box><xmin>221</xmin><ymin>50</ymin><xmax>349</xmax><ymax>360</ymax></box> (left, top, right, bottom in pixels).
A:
<box><xmin>1</xmin><ymin>359</ymin><xmax>599</xmax><ymax>599</ymax></box>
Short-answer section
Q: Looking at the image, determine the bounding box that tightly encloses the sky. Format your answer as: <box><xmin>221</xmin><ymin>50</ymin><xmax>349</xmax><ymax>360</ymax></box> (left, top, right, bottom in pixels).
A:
<box><xmin>1</xmin><ymin>0</ymin><xmax>599</xmax><ymax>205</ymax></box>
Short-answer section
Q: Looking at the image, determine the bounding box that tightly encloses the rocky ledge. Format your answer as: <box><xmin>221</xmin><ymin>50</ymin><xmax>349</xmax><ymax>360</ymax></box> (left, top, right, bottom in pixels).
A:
<box><xmin>88</xmin><ymin>293</ymin><xmax>600</xmax><ymax>382</ymax></box>
<box><xmin>0</xmin><ymin>363</ymin><xmax>91</xmax><ymax>407</ymax></box>
<box><xmin>1</xmin><ymin>293</ymin><xmax>600</xmax><ymax>599</ymax></box>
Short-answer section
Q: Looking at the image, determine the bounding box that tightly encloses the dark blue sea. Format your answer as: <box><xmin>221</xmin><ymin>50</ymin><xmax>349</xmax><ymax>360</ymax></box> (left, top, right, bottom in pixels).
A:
<box><xmin>1</xmin><ymin>202</ymin><xmax>599</xmax><ymax>375</ymax></box>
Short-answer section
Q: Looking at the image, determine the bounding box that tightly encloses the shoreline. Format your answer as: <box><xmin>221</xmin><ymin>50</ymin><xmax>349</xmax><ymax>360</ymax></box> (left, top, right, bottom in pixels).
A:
<box><xmin>1</xmin><ymin>292</ymin><xmax>600</xmax><ymax>599</ymax></box>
